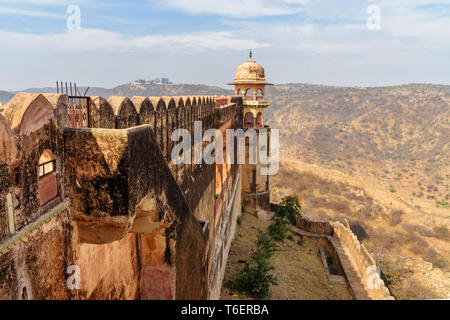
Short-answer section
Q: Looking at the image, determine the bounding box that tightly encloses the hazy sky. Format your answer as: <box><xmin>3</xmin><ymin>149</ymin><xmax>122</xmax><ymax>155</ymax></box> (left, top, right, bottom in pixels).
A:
<box><xmin>1</xmin><ymin>0</ymin><xmax>449</xmax><ymax>90</ymax></box>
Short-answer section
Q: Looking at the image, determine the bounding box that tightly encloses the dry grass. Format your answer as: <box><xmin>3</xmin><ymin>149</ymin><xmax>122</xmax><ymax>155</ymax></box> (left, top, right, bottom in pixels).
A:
<box><xmin>270</xmin><ymin>160</ymin><xmax>450</xmax><ymax>299</ymax></box>
<box><xmin>220</xmin><ymin>213</ymin><xmax>352</xmax><ymax>300</ymax></box>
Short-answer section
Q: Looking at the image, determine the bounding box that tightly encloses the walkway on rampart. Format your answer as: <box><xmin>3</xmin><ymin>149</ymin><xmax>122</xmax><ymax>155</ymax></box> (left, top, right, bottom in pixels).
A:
<box><xmin>291</xmin><ymin>226</ymin><xmax>371</xmax><ymax>300</ymax></box>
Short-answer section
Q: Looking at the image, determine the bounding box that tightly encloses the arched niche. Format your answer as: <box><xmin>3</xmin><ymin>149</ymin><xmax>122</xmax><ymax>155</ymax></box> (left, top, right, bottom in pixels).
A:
<box><xmin>131</xmin><ymin>96</ymin><xmax>154</xmax><ymax>126</ymax></box>
<box><xmin>256</xmin><ymin>112</ymin><xmax>263</xmax><ymax>128</ymax></box>
<box><xmin>3</xmin><ymin>93</ymin><xmax>54</xmax><ymax>136</ymax></box>
<box><xmin>244</xmin><ymin>112</ymin><xmax>254</xmax><ymax>128</ymax></box>
<box><xmin>90</xmin><ymin>96</ymin><xmax>115</xmax><ymax>128</ymax></box>
<box><xmin>108</xmin><ymin>96</ymin><xmax>139</xmax><ymax>129</ymax></box>
<box><xmin>38</xmin><ymin>149</ymin><xmax>58</xmax><ymax>206</ymax></box>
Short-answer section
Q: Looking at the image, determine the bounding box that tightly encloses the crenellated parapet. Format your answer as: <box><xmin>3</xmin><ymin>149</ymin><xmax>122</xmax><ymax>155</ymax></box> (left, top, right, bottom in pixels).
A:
<box><xmin>331</xmin><ymin>221</ymin><xmax>395</xmax><ymax>300</ymax></box>
<box><xmin>0</xmin><ymin>91</ymin><xmax>239</xmax><ymax>300</ymax></box>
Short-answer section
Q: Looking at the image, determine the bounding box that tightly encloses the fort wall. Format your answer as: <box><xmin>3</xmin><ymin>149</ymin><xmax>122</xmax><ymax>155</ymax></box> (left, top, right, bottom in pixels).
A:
<box><xmin>0</xmin><ymin>92</ymin><xmax>237</xmax><ymax>300</ymax></box>
<box><xmin>290</xmin><ymin>213</ymin><xmax>394</xmax><ymax>300</ymax></box>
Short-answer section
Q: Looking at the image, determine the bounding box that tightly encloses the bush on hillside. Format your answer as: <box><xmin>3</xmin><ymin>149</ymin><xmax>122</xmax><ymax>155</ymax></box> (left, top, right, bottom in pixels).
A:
<box><xmin>227</xmin><ymin>233</ymin><xmax>279</xmax><ymax>298</ymax></box>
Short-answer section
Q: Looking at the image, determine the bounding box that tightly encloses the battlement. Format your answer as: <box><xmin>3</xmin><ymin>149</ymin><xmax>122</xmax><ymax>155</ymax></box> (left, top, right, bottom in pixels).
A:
<box><xmin>0</xmin><ymin>91</ymin><xmax>243</xmax><ymax>300</ymax></box>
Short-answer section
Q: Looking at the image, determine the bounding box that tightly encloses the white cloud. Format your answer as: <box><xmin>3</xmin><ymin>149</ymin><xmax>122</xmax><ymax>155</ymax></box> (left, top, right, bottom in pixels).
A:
<box><xmin>0</xmin><ymin>5</ymin><xmax>65</xmax><ymax>19</ymax></box>
<box><xmin>154</xmin><ymin>0</ymin><xmax>309</xmax><ymax>18</ymax></box>
<box><xmin>0</xmin><ymin>28</ymin><xmax>270</xmax><ymax>53</ymax></box>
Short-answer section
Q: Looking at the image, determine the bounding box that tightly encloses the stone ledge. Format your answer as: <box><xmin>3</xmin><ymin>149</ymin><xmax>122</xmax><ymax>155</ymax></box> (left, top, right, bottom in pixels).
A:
<box><xmin>0</xmin><ymin>198</ymin><xmax>70</xmax><ymax>257</ymax></box>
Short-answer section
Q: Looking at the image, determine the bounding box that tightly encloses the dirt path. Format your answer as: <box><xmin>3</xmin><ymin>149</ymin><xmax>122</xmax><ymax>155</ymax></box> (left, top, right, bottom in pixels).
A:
<box><xmin>220</xmin><ymin>212</ymin><xmax>352</xmax><ymax>300</ymax></box>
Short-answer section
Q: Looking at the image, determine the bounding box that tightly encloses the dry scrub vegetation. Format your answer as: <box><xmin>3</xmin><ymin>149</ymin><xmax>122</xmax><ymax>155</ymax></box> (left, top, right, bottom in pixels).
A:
<box><xmin>271</xmin><ymin>160</ymin><xmax>449</xmax><ymax>299</ymax></box>
<box><xmin>221</xmin><ymin>213</ymin><xmax>352</xmax><ymax>300</ymax></box>
<box><xmin>265</xmin><ymin>84</ymin><xmax>449</xmax><ymax>299</ymax></box>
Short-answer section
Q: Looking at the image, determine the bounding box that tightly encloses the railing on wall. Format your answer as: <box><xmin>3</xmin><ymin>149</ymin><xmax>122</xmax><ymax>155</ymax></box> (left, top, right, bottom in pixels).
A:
<box><xmin>68</xmin><ymin>96</ymin><xmax>90</xmax><ymax>128</ymax></box>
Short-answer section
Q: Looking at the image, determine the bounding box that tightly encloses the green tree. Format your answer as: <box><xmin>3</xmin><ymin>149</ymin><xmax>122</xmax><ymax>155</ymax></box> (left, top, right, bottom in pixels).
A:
<box><xmin>277</xmin><ymin>196</ymin><xmax>302</xmax><ymax>222</ymax></box>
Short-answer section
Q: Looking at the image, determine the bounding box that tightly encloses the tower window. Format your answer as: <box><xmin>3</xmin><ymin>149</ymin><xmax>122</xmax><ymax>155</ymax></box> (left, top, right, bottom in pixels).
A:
<box><xmin>38</xmin><ymin>150</ymin><xmax>56</xmax><ymax>177</ymax></box>
<box><xmin>256</xmin><ymin>112</ymin><xmax>263</xmax><ymax>127</ymax></box>
<box><xmin>38</xmin><ymin>150</ymin><xmax>58</xmax><ymax>206</ymax></box>
<box><xmin>244</xmin><ymin>112</ymin><xmax>254</xmax><ymax>128</ymax></box>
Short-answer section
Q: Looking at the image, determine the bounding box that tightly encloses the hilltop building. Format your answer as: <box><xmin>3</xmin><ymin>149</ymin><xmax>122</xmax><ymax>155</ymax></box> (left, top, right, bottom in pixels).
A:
<box><xmin>131</xmin><ymin>78</ymin><xmax>172</xmax><ymax>86</ymax></box>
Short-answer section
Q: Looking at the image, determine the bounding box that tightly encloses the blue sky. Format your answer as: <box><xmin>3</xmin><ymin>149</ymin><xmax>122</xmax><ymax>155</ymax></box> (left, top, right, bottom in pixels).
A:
<box><xmin>0</xmin><ymin>0</ymin><xmax>449</xmax><ymax>90</ymax></box>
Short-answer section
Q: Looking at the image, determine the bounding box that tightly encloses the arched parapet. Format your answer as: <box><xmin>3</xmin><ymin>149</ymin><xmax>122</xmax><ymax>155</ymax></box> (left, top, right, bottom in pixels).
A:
<box><xmin>0</xmin><ymin>114</ymin><xmax>16</xmax><ymax>242</ymax></box>
<box><xmin>90</xmin><ymin>96</ymin><xmax>115</xmax><ymax>128</ymax></box>
<box><xmin>108</xmin><ymin>96</ymin><xmax>139</xmax><ymax>129</ymax></box>
<box><xmin>171</xmin><ymin>97</ymin><xmax>184</xmax><ymax>130</ymax></box>
<box><xmin>41</xmin><ymin>93</ymin><xmax>69</xmax><ymax>128</ymax></box>
<box><xmin>149</xmin><ymin>97</ymin><xmax>167</xmax><ymax>156</ymax></box>
<box><xmin>181</xmin><ymin>96</ymin><xmax>191</xmax><ymax>108</ymax></box>
<box><xmin>149</xmin><ymin>97</ymin><xmax>166</xmax><ymax>113</ymax></box>
<box><xmin>3</xmin><ymin>93</ymin><xmax>54</xmax><ymax>136</ymax></box>
<box><xmin>131</xmin><ymin>96</ymin><xmax>154</xmax><ymax>127</ymax></box>
<box><xmin>162</xmin><ymin>97</ymin><xmax>176</xmax><ymax>111</ymax></box>
<box><xmin>0</xmin><ymin>114</ymin><xmax>18</xmax><ymax>166</ymax></box>
<box><xmin>173</xmin><ymin>96</ymin><xmax>184</xmax><ymax>109</ymax></box>
<box><xmin>163</xmin><ymin>97</ymin><xmax>176</xmax><ymax>162</ymax></box>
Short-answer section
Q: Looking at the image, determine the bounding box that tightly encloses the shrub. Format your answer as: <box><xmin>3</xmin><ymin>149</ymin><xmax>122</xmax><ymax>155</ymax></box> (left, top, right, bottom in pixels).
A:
<box><xmin>252</xmin><ymin>233</ymin><xmax>279</xmax><ymax>261</ymax></box>
<box><xmin>237</xmin><ymin>215</ymin><xmax>243</xmax><ymax>226</ymax></box>
<box><xmin>436</xmin><ymin>200</ymin><xmax>449</xmax><ymax>208</ymax></box>
<box><xmin>227</xmin><ymin>233</ymin><xmax>279</xmax><ymax>298</ymax></box>
<box><xmin>277</xmin><ymin>196</ymin><xmax>303</xmax><ymax>221</ymax></box>
<box><xmin>268</xmin><ymin>215</ymin><xmax>291</xmax><ymax>241</ymax></box>
<box><xmin>228</xmin><ymin>259</ymin><xmax>277</xmax><ymax>299</ymax></box>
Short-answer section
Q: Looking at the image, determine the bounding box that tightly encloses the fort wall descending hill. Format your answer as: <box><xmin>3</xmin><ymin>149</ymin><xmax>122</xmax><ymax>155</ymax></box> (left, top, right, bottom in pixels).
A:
<box><xmin>290</xmin><ymin>213</ymin><xmax>394</xmax><ymax>300</ymax></box>
<box><xmin>0</xmin><ymin>92</ymin><xmax>242</xmax><ymax>299</ymax></box>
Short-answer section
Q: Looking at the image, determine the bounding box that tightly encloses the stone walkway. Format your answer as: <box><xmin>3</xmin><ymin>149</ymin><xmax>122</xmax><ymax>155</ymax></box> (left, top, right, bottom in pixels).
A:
<box><xmin>291</xmin><ymin>226</ymin><xmax>372</xmax><ymax>300</ymax></box>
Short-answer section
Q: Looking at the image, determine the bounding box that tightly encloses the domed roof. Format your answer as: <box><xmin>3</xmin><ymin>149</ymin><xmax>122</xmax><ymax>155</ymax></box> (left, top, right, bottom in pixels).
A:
<box><xmin>235</xmin><ymin>58</ymin><xmax>266</xmax><ymax>82</ymax></box>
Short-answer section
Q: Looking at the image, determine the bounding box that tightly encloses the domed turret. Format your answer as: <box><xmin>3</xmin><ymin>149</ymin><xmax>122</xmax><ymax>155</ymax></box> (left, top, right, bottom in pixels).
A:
<box><xmin>228</xmin><ymin>51</ymin><xmax>272</xmax><ymax>99</ymax></box>
<box><xmin>235</xmin><ymin>58</ymin><xmax>266</xmax><ymax>82</ymax></box>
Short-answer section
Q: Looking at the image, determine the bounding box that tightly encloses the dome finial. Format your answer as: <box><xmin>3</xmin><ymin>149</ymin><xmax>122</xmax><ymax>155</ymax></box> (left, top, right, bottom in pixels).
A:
<box><xmin>249</xmin><ymin>50</ymin><xmax>252</xmax><ymax>59</ymax></box>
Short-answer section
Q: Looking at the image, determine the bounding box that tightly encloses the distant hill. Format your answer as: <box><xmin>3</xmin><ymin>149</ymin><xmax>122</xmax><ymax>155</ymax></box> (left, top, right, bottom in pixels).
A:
<box><xmin>0</xmin><ymin>90</ymin><xmax>14</xmax><ymax>103</ymax></box>
<box><xmin>265</xmin><ymin>83</ymin><xmax>450</xmax><ymax>184</ymax></box>
<box><xmin>5</xmin><ymin>83</ymin><xmax>232</xmax><ymax>101</ymax></box>
<box><xmin>266</xmin><ymin>83</ymin><xmax>450</xmax><ymax>300</ymax></box>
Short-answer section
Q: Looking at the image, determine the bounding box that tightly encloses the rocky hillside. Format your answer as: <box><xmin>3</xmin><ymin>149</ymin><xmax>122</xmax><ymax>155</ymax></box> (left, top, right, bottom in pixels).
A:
<box><xmin>9</xmin><ymin>83</ymin><xmax>231</xmax><ymax>100</ymax></box>
<box><xmin>266</xmin><ymin>84</ymin><xmax>449</xmax><ymax>299</ymax></box>
<box><xmin>0</xmin><ymin>90</ymin><xmax>14</xmax><ymax>103</ymax></box>
<box><xmin>266</xmin><ymin>84</ymin><xmax>449</xmax><ymax>218</ymax></box>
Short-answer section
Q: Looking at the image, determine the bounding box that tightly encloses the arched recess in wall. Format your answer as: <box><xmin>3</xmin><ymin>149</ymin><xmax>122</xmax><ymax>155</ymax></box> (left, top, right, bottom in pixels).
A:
<box><xmin>153</xmin><ymin>98</ymin><xmax>167</xmax><ymax>156</ymax></box>
<box><xmin>38</xmin><ymin>149</ymin><xmax>58</xmax><ymax>206</ymax></box>
<box><xmin>108</xmin><ymin>96</ymin><xmax>139</xmax><ymax>129</ymax></box>
<box><xmin>3</xmin><ymin>93</ymin><xmax>54</xmax><ymax>135</ymax></box>
<box><xmin>174</xmin><ymin>97</ymin><xmax>184</xmax><ymax>130</ymax></box>
<box><xmin>163</xmin><ymin>98</ymin><xmax>176</xmax><ymax>162</ymax></box>
<box><xmin>90</xmin><ymin>97</ymin><xmax>115</xmax><ymax>129</ymax></box>
<box><xmin>183</xmin><ymin>98</ymin><xmax>191</xmax><ymax>136</ymax></box>
<box><xmin>244</xmin><ymin>112</ymin><xmax>254</xmax><ymax>128</ymax></box>
<box><xmin>256</xmin><ymin>112</ymin><xmax>263</xmax><ymax>128</ymax></box>
<box><xmin>131</xmin><ymin>96</ymin><xmax>153</xmax><ymax>127</ymax></box>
